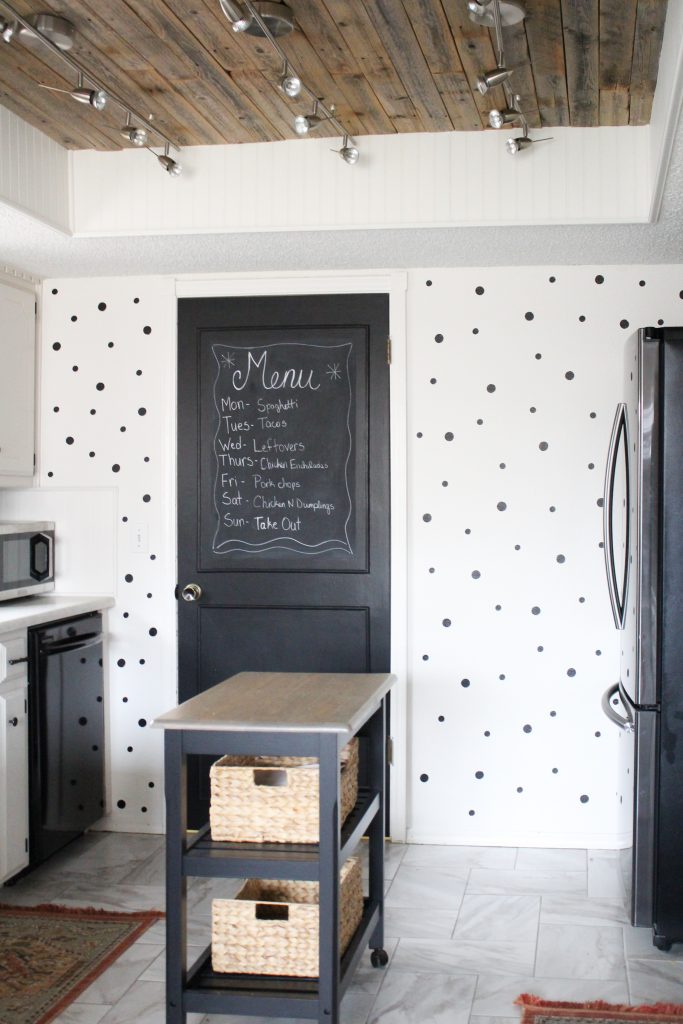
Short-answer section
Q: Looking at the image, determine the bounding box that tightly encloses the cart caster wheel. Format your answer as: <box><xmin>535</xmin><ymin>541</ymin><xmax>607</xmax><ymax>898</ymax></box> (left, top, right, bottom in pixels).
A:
<box><xmin>653</xmin><ymin>936</ymin><xmax>673</xmax><ymax>951</ymax></box>
<box><xmin>370</xmin><ymin>948</ymin><xmax>389</xmax><ymax>968</ymax></box>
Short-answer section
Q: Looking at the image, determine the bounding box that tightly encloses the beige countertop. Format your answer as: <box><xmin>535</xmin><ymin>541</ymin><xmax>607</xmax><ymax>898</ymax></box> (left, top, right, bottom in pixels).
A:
<box><xmin>153</xmin><ymin>670</ymin><xmax>396</xmax><ymax>735</ymax></box>
<box><xmin>0</xmin><ymin>594</ymin><xmax>115</xmax><ymax>632</ymax></box>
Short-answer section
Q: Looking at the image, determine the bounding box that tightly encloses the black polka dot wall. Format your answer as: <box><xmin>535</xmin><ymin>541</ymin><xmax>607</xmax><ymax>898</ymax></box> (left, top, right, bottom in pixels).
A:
<box><xmin>41</xmin><ymin>281</ymin><xmax>168</xmax><ymax>831</ymax></box>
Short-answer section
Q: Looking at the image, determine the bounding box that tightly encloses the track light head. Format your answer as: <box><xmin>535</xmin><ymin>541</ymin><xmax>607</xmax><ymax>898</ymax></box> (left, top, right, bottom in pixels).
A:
<box><xmin>293</xmin><ymin>113</ymin><xmax>321</xmax><ymax>135</ymax></box>
<box><xmin>121</xmin><ymin>124</ymin><xmax>148</xmax><ymax>147</ymax></box>
<box><xmin>333</xmin><ymin>135</ymin><xmax>359</xmax><ymax>165</ymax></box>
<box><xmin>477</xmin><ymin>65</ymin><xmax>510</xmax><ymax>94</ymax></box>
<box><xmin>0</xmin><ymin>19</ymin><xmax>17</xmax><ymax>43</ymax></box>
<box><xmin>506</xmin><ymin>134</ymin><xmax>552</xmax><ymax>155</ymax></box>
<box><xmin>469</xmin><ymin>0</ymin><xmax>526</xmax><ymax>26</ymax></box>
<box><xmin>38</xmin><ymin>80</ymin><xmax>107</xmax><ymax>111</ymax></box>
<box><xmin>488</xmin><ymin>107</ymin><xmax>521</xmax><ymax>129</ymax></box>
<box><xmin>218</xmin><ymin>0</ymin><xmax>252</xmax><ymax>32</ymax></box>
<box><xmin>280</xmin><ymin>70</ymin><xmax>301</xmax><ymax>98</ymax></box>
<box><xmin>158</xmin><ymin>146</ymin><xmax>182</xmax><ymax>176</ymax></box>
<box><xmin>72</xmin><ymin>87</ymin><xmax>107</xmax><ymax>110</ymax></box>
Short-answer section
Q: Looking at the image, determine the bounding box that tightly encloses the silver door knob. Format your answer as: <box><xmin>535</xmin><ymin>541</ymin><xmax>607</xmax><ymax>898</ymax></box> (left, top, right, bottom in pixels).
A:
<box><xmin>181</xmin><ymin>583</ymin><xmax>202</xmax><ymax>602</ymax></box>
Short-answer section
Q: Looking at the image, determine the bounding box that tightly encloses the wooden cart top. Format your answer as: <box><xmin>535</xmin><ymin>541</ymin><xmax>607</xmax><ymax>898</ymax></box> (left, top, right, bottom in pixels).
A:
<box><xmin>152</xmin><ymin>671</ymin><xmax>396</xmax><ymax>735</ymax></box>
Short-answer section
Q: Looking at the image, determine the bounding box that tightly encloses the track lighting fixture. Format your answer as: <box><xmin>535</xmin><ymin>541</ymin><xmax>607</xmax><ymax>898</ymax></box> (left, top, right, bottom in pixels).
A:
<box><xmin>293</xmin><ymin>100</ymin><xmax>332</xmax><ymax>135</ymax></box>
<box><xmin>333</xmin><ymin>135</ymin><xmax>359</xmax><ymax>165</ymax></box>
<box><xmin>219</xmin><ymin>0</ymin><xmax>250</xmax><ymax>32</ymax></box>
<box><xmin>157</xmin><ymin>144</ymin><xmax>182</xmax><ymax>176</ymax></box>
<box><xmin>506</xmin><ymin>134</ymin><xmax>552</xmax><ymax>155</ymax></box>
<box><xmin>218</xmin><ymin>0</ymin><xmax>252</xmax><ymax>32</ymax></box>
<box><xmin>477</xmin><ymin>65</ymin><xmax>510</xmax><ymax>94</ymax></box>
<box><xmin>39</xmin><ymin>72</ymin><xmax>107</xmax><ymax>111</ymax></box>
<box><xmin>280</xmin><ymin>62</ymin><xmax>301</xmax><ymax>98</ymax></box>
<box><xmin>0</xmin><ymin>0</ymin><xmax>181</xmax><ymax>172</ymax></box>
<box><xmin>473</xmin><ymin>0</ymin><xmax>547</xmax><ymax>157</ymax></box>
<box><xmin>468</xmin><ymin>0</ymin><xmax>526</xmax><ymax>26</ymax></box>
<box><xmin>0</xmin><ymin>17</ymin><xmax>15</xmax><ymax>41</ymax></box>
<box><xmin>488</xmin><ymin>106</ymin><xmax>521</xmax><ymax>129</ymax></box>
<box><xmin>220</xmin><ymin>1</ymin><xmax>358</xmax><ymax>164</ymax></box>
<box><xmin>120</xmin><ymin>113</ymin><xmax>148</xmax><ymax>147</ymax></box>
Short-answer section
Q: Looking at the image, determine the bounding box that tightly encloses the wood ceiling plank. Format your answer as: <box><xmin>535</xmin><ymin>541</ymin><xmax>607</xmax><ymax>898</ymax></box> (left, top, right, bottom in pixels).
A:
<box><xmin>285</xmin><ymin>0</ymin><xmax>359</xmax><ymax>75</ymax></box>
<box><xmin>27</xmin><ymin>0</ymin><xmax>219</xmax><ymax>146</ymax></box>
<box><xmin>432</xmin><ymin>71</ymin><xmax>484</xmax><ymax>131</ymax></box>
<box><xmin>320</xmin><ymin>0</ymin><xmax>422</xmax><ymax>131</ymax></box>
<box><xmin>400</xmin><ymin>0</ymin><xmax>464</xmax><ymax>76</ymax></box>
<box><xmin>439</xmin><ymin>2</ymin><xmax>505</xmax><ymax>127</ymax></box>
<box><xmin>119</xmin><ymin>0</ymin><xmax>280</xmax><ymax>142</ymax></box>
<box><xmin>629</xmin><ymin>0</ymin><xmax>667</xmax><ymax>126</ymax></box>
<box><xmin>359</xmin><ymin>0</ymin><xmax>453</xmax><ymax>132</ymax></box>
<box><xmin>523</xmin><ymin>0</ymin><xmax>569</xmax><ymax>126</ymax></box>
<box><xmin>561</xmin><ymin>0</ymin><xmax>599</xmax><ymax>126</ymax></box>
<box><xmin>599</xmin><ymin>0</ymin><xmax>637</xmax><ymax>126</ymax></box>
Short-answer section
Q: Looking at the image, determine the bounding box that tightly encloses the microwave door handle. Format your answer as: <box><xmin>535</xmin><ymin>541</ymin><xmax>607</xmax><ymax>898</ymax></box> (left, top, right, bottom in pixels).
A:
<box><xmin>601</xmin><ymin>683</ymin><xmax>634</xmax><ymax>732</ymax></box>
<box><xmin>603</xmin><ymin>404</ymin><xmax>624</xmax><ymax>629</ymax></box>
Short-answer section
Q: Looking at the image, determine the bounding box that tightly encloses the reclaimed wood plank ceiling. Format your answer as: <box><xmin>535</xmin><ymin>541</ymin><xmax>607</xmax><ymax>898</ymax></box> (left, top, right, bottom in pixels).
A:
<box><xmin>0</xmin><ymin>0</ymin><xmax>668</xmax><ymax>151</ymax></box>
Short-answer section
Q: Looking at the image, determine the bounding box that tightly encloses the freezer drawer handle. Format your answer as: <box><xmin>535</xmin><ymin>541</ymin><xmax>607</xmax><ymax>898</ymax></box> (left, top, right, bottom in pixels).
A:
<box><xmin>601</xmin><ymin>682</ymin><xmax>634</xmax><ymax>732</ymax></box>
<box><xmin>39</xmin><ymin>632</ymin><xmax>103</xmax><ymax>655</ymax></box>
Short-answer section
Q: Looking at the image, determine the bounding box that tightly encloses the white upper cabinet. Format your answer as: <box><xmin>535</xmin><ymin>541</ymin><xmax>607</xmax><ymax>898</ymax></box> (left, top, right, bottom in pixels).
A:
<box><xmin>0</xmin><ymin>281</ymin><xmax>35</xmax><ymax>481</ymax></box>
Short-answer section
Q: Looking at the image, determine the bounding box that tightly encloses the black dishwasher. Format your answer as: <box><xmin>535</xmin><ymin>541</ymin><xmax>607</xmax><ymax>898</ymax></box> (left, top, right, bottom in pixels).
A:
<box><xmin>28</xmin><ymin>612</ymin><xmax>105</xmax><ymax>867</ymax></box>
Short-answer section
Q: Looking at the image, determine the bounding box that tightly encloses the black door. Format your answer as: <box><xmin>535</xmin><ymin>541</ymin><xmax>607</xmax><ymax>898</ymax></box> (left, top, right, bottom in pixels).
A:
<box><xmin>177</xmin><ymin>294</ymin><xmax>391</xmax><ymax>825</ymax></box>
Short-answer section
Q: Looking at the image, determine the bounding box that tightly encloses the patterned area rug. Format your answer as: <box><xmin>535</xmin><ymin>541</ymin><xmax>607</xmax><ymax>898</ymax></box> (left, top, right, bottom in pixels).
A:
<box><xmin>517</xmin><ymin>995</ymin><xmax>683</xmax><ymax>1024</ymax></box>
<box><xmin>0</xmin><ymin>903</ymin><xmax>164</xmax><ymax>1024</ymax></box>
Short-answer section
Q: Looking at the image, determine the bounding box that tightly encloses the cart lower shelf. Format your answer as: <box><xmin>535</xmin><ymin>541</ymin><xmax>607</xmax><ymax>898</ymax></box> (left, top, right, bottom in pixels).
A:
<box><xmin>182</xmin><ymin>898</ymin><xmax>383</xmax><ymax>1017</ymax></box>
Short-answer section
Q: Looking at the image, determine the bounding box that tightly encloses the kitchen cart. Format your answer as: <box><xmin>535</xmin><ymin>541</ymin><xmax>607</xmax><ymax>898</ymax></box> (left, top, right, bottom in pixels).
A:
<box><xmin>154</xmin><ymin>670</ymin><xmax>395</xmax><ymax>1024</ymax></box>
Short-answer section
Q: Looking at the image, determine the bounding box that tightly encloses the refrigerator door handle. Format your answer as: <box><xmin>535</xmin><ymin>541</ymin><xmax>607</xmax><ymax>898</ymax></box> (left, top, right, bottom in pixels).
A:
<box><xmin>603</xmin><ymin>403</ymin><xmax>630</xmax><ymax>629</ymax></box>
<box><xmin>601</xmin><ymin>682</ymin><xmax>634</xmax><ymax>732</ymax></box>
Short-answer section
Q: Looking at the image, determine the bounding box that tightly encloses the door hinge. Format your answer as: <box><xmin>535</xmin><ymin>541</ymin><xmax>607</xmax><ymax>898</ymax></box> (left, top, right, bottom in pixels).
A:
<box><xmin>386</xmin><ymin>336</ymin><xmax>392</xmax><ymax>365</ymax></box>
<box><xmin>25</xmin><ymin>837</ymin><xmax>28</xmax><ymax>852</ymax></box>
<box><xmin>386</xmin><ymin>735</ymin><xmax>394</xmax><ymax>767</ymax></box>
<box><xmin>33</xmin><ymin>452</ymin><xmax>36</xmax><ymax>468</ymax></box>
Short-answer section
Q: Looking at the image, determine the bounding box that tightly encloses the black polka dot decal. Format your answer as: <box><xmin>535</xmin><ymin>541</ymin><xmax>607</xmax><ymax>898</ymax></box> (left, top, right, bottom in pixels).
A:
<box><xmin>475</xmin><ymin>286</ymin><xmax>485</xmax><ymax>295</ymax></box>
<box><xmin>98</xmin><ymin>302</ymin><xmax>107</xmax><ymax>311</ymax></box>
<box><xmin>525</xmin><ymin>311</ymin><xmax>534</xmax><ymax>321</ymax></box>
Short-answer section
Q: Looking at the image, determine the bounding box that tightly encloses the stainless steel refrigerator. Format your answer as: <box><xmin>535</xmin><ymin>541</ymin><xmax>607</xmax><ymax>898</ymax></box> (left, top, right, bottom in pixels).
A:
<box><xmin>602</xmin><ymin>325</ymin><xmax>683</xmax><ymax>951</ymax></box>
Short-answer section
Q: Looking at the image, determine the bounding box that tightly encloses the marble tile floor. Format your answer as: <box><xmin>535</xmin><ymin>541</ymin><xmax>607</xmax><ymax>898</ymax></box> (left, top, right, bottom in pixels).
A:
<box><xmin>2</xmin><ymin>833</ymin><xmax>683</xmax><ymax>1024</ymax></box>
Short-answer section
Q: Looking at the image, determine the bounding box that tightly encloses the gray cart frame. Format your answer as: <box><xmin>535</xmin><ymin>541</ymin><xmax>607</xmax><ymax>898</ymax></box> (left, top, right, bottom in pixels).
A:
<box><xmin>159</xmin><ymin>672</ymin><xmax>393</xmax><ymax>1023</ymax></box>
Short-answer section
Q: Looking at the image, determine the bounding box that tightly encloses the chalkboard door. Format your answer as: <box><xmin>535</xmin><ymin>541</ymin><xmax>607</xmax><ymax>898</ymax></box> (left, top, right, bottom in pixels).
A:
<box><xmin>177</xmin><ymin>294</ymin><xmax>391</xmax><ymax>825</ymax></box>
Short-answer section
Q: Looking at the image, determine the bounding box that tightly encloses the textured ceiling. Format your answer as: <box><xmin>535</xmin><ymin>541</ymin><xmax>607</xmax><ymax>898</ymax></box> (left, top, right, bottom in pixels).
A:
<box><xmin>1</xmin><ymin>103</ymin><xmax>682</xmax><ymax>279</ymax></box>
<box><xmin>0</xmin><ymin>0</ymin><xmax>667</xmax><ymax>152</ymax></box>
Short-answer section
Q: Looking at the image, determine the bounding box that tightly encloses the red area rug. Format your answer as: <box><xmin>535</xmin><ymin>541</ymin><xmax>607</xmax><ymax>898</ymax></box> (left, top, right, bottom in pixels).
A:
<box><xmin>0</xmin><ymin>903</ymin><xmax>164</xmax><ymax>1024</ymax></box>
<box><xmin>517</xmin><ymin>995</ymin><xmax>683</xmax><ymax>1024</ymax></box>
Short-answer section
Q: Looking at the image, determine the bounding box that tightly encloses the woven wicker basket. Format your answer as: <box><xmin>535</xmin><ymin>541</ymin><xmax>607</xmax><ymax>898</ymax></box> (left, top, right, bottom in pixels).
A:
<box><xmin>209</xmin><ymin>737</ymin><xmax>359</xmax><ymax>844</ymax></box>
<box><xmin>211</xmin><ymin>856</ymin><xmax>363</xmax><ymax>977</ymax></box>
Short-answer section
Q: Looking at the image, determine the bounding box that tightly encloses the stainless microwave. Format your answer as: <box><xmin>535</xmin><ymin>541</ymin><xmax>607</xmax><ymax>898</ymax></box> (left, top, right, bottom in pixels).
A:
<box><xmin>0</xmin><ymin>522</ymin><xmax>54</xmax><ymax>601</ymax></box>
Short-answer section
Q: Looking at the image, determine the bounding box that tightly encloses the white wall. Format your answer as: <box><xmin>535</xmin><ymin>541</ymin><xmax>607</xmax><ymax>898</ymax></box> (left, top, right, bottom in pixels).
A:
<box><xmin>11</xmin><ymin>263</ymin><xmax>683</xmax><ymax>845</ymax></box>
<box><xmin>71</xmin><ymin>126</ymin><xmax>651</xmax><ymax>238</ymax></box>
<box><xmin>0</xmin><ymin>106</ymin><xmax>70</xmax><ymax>232</ymax></box>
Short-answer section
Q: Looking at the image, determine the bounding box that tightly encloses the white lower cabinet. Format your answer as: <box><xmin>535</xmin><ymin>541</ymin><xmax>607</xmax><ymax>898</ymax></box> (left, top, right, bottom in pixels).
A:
<box><xmin>0</xmin><ymin>629</ymin><xmax>29</xmax><ymax>883</ymax></box>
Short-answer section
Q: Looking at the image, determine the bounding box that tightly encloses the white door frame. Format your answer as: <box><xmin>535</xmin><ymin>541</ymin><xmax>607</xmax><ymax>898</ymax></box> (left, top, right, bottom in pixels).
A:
<box><xmin>175</xmin><ymin>270</ymin><xmax>408</xmax><ymax>841</ymax></box>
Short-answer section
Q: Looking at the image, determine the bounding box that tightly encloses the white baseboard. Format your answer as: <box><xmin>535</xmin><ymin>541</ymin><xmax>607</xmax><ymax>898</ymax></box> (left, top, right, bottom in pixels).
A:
<box><xmin>406</xmin><ymin>830</ymin><xmax>633</xmax><ymax>850</ymax></box>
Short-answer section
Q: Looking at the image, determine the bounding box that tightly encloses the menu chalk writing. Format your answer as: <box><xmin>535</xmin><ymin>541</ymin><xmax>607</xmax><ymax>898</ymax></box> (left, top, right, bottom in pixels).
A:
<box><xmin>212</xmin><ymin>341</ymin><xmax>354</xmax><ymax>556</ymax></box>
